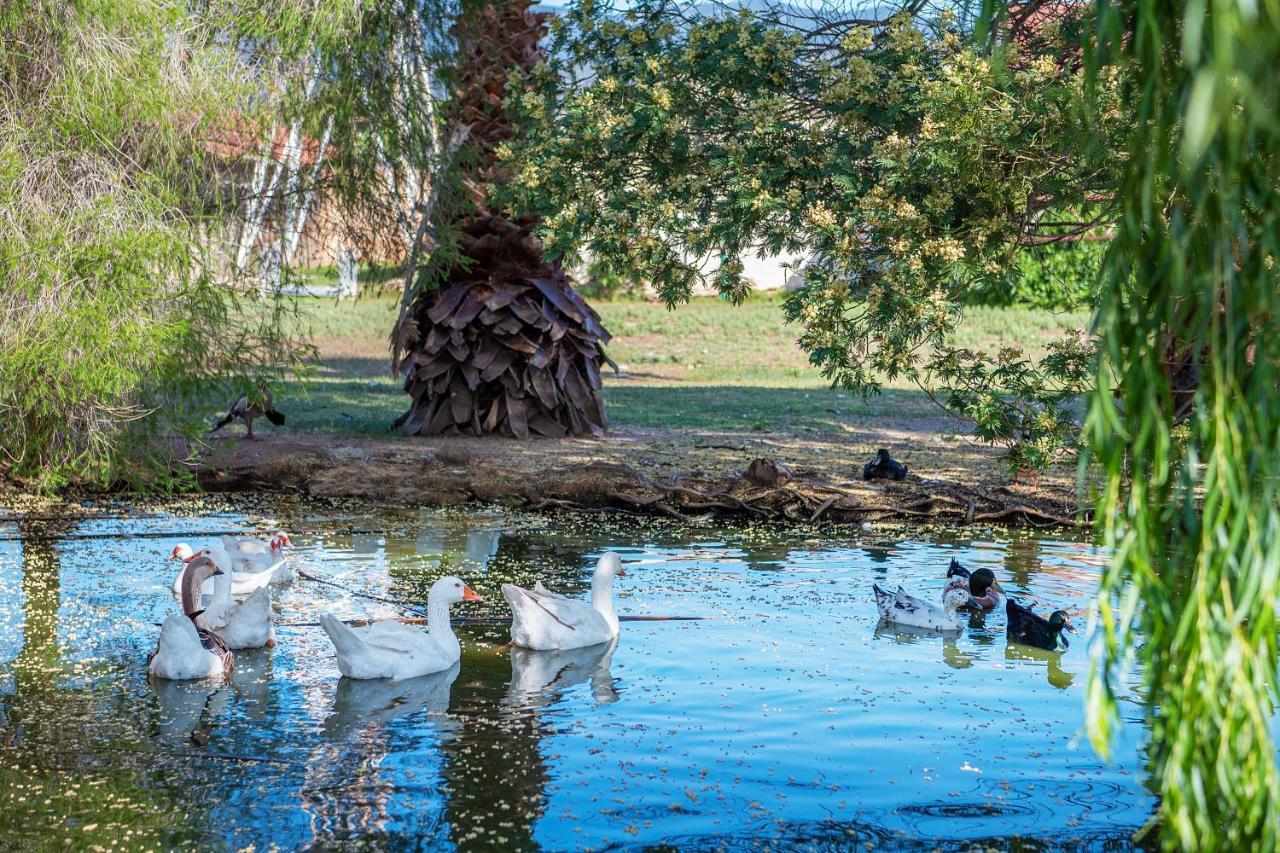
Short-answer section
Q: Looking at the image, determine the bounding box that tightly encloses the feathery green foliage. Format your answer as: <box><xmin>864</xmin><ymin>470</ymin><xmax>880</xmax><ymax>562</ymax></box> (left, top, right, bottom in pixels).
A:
<box><xmin>504</xmin><ymin>0</ymin><xmax>1122</xmax><ymax>472</ymax></box>
<box><xmin>1077</xmin><ymin>1</ymin><xmax>1280</xmax><ymax>848</ymax></box>
<box><xmin>0</xmin><ymin>0</ymin><xmax>360</xmax><ymax>489</ymax></box>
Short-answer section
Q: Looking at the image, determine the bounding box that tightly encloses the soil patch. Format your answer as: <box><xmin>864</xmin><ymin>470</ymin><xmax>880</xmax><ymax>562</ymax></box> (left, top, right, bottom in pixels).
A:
<box><xmin>195</xmin><ymin>423</ymin><xmax>1087</xmax><ymax>528</ymax></box>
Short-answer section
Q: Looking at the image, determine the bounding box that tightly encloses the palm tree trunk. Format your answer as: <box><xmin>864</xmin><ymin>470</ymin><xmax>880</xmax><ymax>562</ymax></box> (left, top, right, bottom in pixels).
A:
<box><xmin>393</xmin><ymin>0</ymin><xmax>610</xmax><ymax>438</ymax></box>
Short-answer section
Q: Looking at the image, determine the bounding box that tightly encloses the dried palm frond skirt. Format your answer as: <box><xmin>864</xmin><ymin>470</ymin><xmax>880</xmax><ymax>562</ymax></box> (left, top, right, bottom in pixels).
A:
<box><xmin>394</xmin><ymin>215</ymin><xmax>612</xmax><ymax>439</ymax></box>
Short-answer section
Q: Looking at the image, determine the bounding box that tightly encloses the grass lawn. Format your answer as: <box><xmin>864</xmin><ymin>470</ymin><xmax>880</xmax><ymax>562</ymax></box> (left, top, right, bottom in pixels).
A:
<box><xmin>278</xmin><ymin>290</ymin><xmax>1089</xmax><ymax>438</ymax></box>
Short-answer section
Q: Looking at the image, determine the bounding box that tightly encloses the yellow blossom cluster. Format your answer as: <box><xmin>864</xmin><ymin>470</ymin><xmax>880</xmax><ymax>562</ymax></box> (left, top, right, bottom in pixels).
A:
<box><xmin>803</xmin><ymin>202</ymin><xmax>836</xmax><ymax>230</ymax></box>
<box><xmin>925</xmin><ymin>237</ymin><xmax>965</xmax><ymax>262</ymax></box>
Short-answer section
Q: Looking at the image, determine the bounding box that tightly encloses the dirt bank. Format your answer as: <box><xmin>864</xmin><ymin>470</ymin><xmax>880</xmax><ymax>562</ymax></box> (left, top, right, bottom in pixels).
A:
<box><xmin>195</xmin><ymin>423</ymin><xmax>1087</xmax><ymax>528</ymax></box>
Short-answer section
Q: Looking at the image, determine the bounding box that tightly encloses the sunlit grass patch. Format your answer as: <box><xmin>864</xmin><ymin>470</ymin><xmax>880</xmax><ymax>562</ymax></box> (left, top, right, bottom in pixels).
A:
<box><xmin>273</xmin><ymin>290</ymin><xmax>1089</xmax><ymax>435</ymax></box>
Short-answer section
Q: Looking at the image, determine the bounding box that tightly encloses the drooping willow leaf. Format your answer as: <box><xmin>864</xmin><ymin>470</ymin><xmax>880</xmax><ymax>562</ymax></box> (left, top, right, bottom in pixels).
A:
<box><xmin>1075</xmin><ymin>1</ymin><xmax>1280</xmax><ymax>848</ymax></box>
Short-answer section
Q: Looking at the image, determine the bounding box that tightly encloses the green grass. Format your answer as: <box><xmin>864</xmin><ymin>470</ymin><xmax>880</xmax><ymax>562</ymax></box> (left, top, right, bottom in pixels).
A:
<box><xmin>276</xmin><ymin>290</ymin><xmax>1089</xmax><ymax>436</ymax></box>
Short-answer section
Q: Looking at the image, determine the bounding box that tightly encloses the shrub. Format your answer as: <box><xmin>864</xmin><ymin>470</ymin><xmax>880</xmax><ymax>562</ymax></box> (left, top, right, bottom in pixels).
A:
<box><xmin>967</xmin><ymin>241</ymin><xmax>1104</xmax><ymax>309</ymax></box>
<box><xmin>0</xmin><ymin>1</ymin><xmax>321</xmax><ymax>490</ymax></box>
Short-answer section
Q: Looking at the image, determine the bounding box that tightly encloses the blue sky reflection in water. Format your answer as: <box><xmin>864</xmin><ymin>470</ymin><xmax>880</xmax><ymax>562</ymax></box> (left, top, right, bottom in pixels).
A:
<box><xmin>0</xmin><ymin>500</ymin><xmax>1157</xmax><ymax>849</ymax></box>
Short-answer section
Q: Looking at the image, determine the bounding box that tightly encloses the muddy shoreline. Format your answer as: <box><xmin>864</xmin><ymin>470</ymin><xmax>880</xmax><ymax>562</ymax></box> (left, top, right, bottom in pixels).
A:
<box><xmin>190</xmin><ymin>429</ymin><xmax>1087</xmax><ymax>528</ymax></box>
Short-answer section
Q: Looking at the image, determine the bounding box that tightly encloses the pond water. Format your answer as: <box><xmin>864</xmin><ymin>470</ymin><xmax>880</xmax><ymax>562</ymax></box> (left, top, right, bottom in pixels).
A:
<box><xmin>0</xmin><ymin>498</ymin><xmax>1158</xmax><ymax>850</ymax></box>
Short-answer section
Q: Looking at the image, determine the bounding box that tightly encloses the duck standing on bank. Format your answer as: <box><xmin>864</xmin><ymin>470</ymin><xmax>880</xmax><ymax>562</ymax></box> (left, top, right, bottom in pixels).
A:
<box><xmin>503</xmin><ymin>553</ymin><xmax>625</xmax><ymax>651</ymax></box>
<box><xmin>873</xmin><ymin>584</ymin><xmax>970</xmax><ymax>632</ymax></box>
<box><xmin>944</xmin><ymin>559</ymin><xmax>1004</xmax><ymax>610</ymax></box>
<box><xmin>1006</xmin><ymin>599</ymin><xmax>1075</xmax><ymax>651</ymax></box>
<box><xmin>863</xmin><ymin>448</ymin><xmax>908</xmax><ymax>481</ymax></box>
<box><xmin>149</xmin><ymin>555</ymin><xmax>235</xmax><ymax>681</ymax></box>
<box><xmin>317</xmin><ymin>576</ymin><xmax>483</xmax><ymax>680</ymax></box>
<box><xmin>210</xmin><ymin>383</ymin><xmax>285</xmax><ymax>440</ymax></box>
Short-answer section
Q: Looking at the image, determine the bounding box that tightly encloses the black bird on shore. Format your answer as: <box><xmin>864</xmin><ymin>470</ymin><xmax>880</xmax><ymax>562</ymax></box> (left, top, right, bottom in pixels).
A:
<box><xmin>863</xmin><ymin>448</ymin><xmax>908</xmax><ymax>481</ymax></box>
<box><xmin>210</xmin><ymin>383</ymin><xmax>285</xmax><ymax>440</ymax></box>
<box><xmin>1006</xmin><ymin>598</ymin><xmax>1075</xmax><ymax>651</ymax></box>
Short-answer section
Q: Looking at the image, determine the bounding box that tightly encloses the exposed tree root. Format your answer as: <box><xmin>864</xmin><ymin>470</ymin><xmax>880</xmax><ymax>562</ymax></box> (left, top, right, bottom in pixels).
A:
<box><xmin>567</xmin><ymin>461</ymin><xmax>1089</xmax><ymax>528</ymax></box>
<box><xmin>187</xmin><ymin>438</ymin><xmax>1088</xmax><ymax>529</ymax></box>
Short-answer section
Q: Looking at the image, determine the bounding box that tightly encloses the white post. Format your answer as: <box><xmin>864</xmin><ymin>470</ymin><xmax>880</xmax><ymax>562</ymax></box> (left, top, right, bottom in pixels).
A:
<box><xmin>338</xmin><ymin>246</ymin><xmax>358</xmax><ymax>298</ymax></box>
<box><xmin>235</xmin><ymin>151</ymin><xmax>278</xmax><ymax>272</ymax></box>
<box><xmin>284</xmin><ymin>114</ymin><xmax>334</xmax><ymax>266</ymax></box>
<box><xmin>258</xmin><ymin>243</ymin><xmax>282</xmax><ymax>295</ymax></box>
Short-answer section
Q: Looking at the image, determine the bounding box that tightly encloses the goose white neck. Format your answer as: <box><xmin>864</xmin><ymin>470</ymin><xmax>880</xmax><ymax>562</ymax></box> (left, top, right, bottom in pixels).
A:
<box><xmin>591</xmin><ymin>568</ymin><xmax>619</xmax><ymax>633</ymax></box>
<box><xmin>427</xmin><ymin>590</ymin><xmax>461</xmax><ymax>663</ymax></box>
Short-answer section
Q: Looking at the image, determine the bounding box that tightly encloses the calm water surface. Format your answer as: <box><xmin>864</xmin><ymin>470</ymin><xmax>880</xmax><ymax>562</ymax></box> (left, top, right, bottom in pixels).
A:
<box><xmin>0</xmin><ymin>498</ymin><xmax>1157</xmax><ymax>850</ymax></box>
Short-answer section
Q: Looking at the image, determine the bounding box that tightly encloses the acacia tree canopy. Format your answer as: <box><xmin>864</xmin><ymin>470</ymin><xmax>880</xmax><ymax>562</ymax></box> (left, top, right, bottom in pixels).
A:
<box><xmin>503</xmin><ymin>0</ymin><xmax>1125</xmax><ymax>471</ymax></box>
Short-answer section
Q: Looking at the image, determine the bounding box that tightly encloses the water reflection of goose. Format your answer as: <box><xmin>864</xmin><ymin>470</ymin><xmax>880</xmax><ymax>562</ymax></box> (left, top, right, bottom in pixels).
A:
<box><xmin>227</xmin><ymin>647</ymin><xmax>274</xmax><ymax>717</ymax></box>
<box><xmin>151</xmin><ymin>679</ymin><xmax>229</xmax><ymax>743</ymax></box>
<box><xmin>873</xmin><ymin>624</ymin><xmax>975</xmax><ymax>670</ymax></box>
<box><xmin>507</xmin><ymin>639</ymin><xmax>620</xmax><ymax>707</ymax></box>
<box><xmin>1004</xmin><ymin>644</ymin><xmax>1075</xmax><ymax>689</ymax></box>
<box><xmin>151</xmin><ymin>648</ymin><xmax>272</xmax><ymax>741</ymax></box>
<box><xmin>323</xmin><ymin>663</ymin><xmax>459</xmax><ymax>741</ymax></box>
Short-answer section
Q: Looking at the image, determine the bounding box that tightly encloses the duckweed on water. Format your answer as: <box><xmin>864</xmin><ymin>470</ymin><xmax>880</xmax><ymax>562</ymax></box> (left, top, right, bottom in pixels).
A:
<box><xmin>0</xmin><ymin>497</ymin><xmax>1165</xmax><ymax>848</ymax></box>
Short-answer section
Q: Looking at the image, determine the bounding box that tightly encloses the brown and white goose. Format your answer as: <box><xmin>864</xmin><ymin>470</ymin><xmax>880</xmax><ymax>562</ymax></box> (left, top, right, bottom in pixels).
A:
<box><xmin>148</xmin><ymin>555</ymin><xmax>235</xmax><ymax>681</ymax></box>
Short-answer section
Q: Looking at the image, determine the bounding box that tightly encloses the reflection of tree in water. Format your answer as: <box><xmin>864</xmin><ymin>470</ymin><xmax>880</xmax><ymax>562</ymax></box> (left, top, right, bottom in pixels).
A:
<box><xmin>438</xmin><ymin>649</ymin><xmax>547</xmax><ymax>850</ymax></box>
<box><xmin>438</xmin><ymin>639</ymin><xmax>619</xmax><ymax>851</ymax></box>
<box><xmin>0</xmin><ymin>517</ymin><xmax>205</xmax><ymax>846</ymax></box>
<box><xmin>390</xmin><ymin>512</ymin><xmax>505</xmax><ymax>604</ymax></box>
<box><xmin>735</xmin><ymin>533</ymin><xmax>795</xmax><ymax>572</ymax></box>
<box><xmin>859</xmin><ymin>542</ymin><xmax>898</xmax><ymax>573</ymax></box>
<box><xmin>9</xmin><ymin>519</ymin><xmax>67</xmax><ymax>699</ymax></box>
<box><xmin>1001</xmin><ymin>537</ymin><xmax>1043</xmax><ymax>589</ymax></box>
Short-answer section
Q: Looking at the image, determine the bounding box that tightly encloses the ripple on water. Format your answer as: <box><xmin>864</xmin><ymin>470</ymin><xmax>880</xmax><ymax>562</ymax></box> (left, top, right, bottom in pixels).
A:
<box><xmin>0</xmin><ymin>500</ymin><xmax>1160</xmax><ymax>850</ymax></box>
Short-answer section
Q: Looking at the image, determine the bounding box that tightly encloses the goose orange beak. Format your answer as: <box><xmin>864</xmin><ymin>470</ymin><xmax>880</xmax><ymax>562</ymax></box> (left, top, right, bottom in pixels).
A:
<box><xmin>463</xmin><ymin>585</ymin><xmax>484</xmax><ymax>602</ymax></box>
<box><xmin>616</xmin><ymin>568</ymin><xmax>627</xmax><ymax>577</ymax></box>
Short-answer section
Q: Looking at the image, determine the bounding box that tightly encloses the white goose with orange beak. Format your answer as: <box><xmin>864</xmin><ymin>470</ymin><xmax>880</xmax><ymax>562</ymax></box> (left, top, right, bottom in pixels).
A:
<box><xmin>317</xmin><ymin>576</ymin><xmax>483</xmax><ymax>680</ymax></box>
<box><xmin>170</xmin><ymin>540</ymin><xmax>285</xmax><ymax>602</ymax></box>
<box><xmin>221</xmin><ymin>531</ymin><xmax>293</xmax><ymax>583</ymax></box>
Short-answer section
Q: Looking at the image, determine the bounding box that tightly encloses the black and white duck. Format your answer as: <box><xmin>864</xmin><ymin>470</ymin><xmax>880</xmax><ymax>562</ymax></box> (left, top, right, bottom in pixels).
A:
<box><xmin>944</xmin><ymin>558</ymin><xmax>1004</xmax><ymax>610</ymax></box>
<box><xmin>873</xmin><ymin>584</ymin><xmax>970</xmax><ymax>632</ymax></box>
<box><xmin>1006</xmin><ymin>598</ymin><xmax>1075</xmax><ymax>651</ymax></box>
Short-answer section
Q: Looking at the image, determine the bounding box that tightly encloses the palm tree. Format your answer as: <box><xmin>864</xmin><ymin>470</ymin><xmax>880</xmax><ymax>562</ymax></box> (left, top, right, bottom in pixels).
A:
<box><xmin>393</xmin><ymin>0</ymin><xmax>610</xmax><ymax>438</ymax></box>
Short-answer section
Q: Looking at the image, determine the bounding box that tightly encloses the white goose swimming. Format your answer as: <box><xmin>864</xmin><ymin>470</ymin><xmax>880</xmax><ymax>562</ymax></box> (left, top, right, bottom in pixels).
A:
<box><xmin>502</xmin><ymin>553</ymin><xmax>624</xmax><ymax>651</ymax></box>
<box><xmin>873</xmin><ymin>584</ymin><xmax>970</xmax><ymax>632</ymax></box>
<box><xmin>201</xmin><ymin>555</ymin><xmax>275</xmax><ymax>650</ymax></box>
<box><xmin>221</xmin><ymin>532</ymin><xmax>294</xmax><ymax>583</ymax></box>
<box><xmin>316</xmin><ymin>576</ymin><xmax>482</xmax><ymax>680</ymax></box>
<box><xmin>173</xmin><ymin>544</ymin><xmax>278</xmax><ymax>601</ymax></box>
<box><xmin>148</xmin><ymin>555</ymin><xmax>235</xmax><ymax>681</ymax></box>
